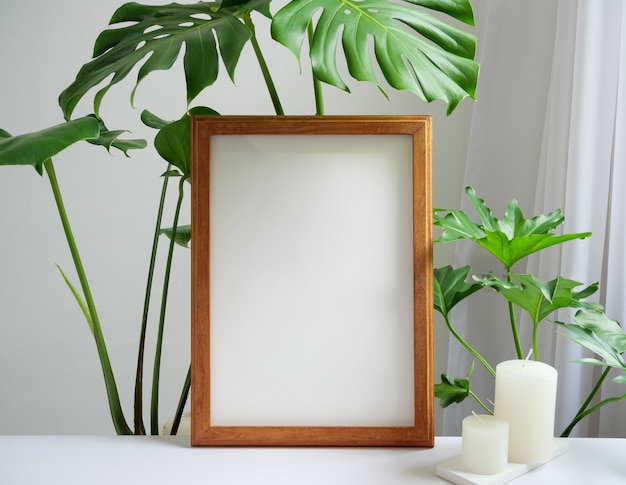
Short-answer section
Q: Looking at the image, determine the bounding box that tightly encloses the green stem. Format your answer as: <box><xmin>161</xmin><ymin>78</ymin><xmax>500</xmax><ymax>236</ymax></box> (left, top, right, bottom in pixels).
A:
<box><xmin>170</xmin><ymin>365</ymin><xmax>191</xmax><ymax>435</ymax></box>
<box><xmin>561</xmin><ymin>390</ymin><xmax>626</xmax><ymax>438</ymax></box>
<box><xmin>532</xmin><ymin>322</ymin><xmax>540</xmax><ymax>362</ymax></box>
<box><xmin>44</xmin><ymin>159</ymin><xmax>131</xmax><ymax>435</ymax></box>
<box><xmin>560</xmin><ymin>366</ymin><xmax>611</xmax><ymax>437</ymax></box>
<box><xmin>133</xmin><ymin>167</ymin><xmax>172</xmax><ymax>435</ymax></box>
<box><xmin>444</xmin><ymin>314</ymin><xmax>496</xmax><ymax>377</ymax></box>
<box><xmin>307</xmin><ymin>23</ymin><xmax>325</xmax><ymax>115</ymax></box>
<box><xmin>150</xmin><ymin>175</ymin><xmax>187</xmax><ymax>435</ymax></box>
<box><xmin>506</xmin><ymin>271</ymin><xmax>524</xmax><ymax>359</ymax></box>
<box><xmin>469</xmin><ymin>390</ymin><xmax>494</xmax><ymax>415</ymax></box>
<box><xmin>243</xmin><ymin>14</ymin><xmax>284</xmax><ymax>116</ymax></box>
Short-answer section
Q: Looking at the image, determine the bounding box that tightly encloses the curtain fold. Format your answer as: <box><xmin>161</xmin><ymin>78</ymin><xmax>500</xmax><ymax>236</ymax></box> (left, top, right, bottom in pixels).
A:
<box><xmin>442</xmin><ymin>0</ymin><xmax>626</xmax><ymax>438</ymax></box>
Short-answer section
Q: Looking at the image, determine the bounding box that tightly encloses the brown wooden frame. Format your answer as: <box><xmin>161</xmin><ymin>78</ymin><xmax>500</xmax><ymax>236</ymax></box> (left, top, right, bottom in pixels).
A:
<box><xmin>190</xmin><ymin>116</ymin><xmax>433</xmax><ymax>447</ymax></box>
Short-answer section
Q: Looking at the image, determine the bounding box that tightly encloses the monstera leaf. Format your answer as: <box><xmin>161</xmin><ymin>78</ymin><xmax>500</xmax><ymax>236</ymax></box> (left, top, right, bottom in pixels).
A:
<box><xmin>0</xmin><ymin>117</ymin><xmax>99</xmax><ymax>173</ymax></box>
<box><xmin>272</xmin><ymin>0</ymin><xmax>478</xmax><ymax>114</ymax></box>
<box><xmin>86</xmin><ymin>117</ymin><xmax>148</xmax><ymax>155</ymax></box>
<box><xmin>60</xmin><ymin>1</ymin><xmax>478</xmax><ymax>119</ymax></box>
<box><xmin>0</xmin><ymin>117</ymin><xmax>145</xmax><ymax>174</ymax></box>
<box><xmin>154</xmin><ymin>106</ymin><xmax>219</xmax><ymax>175</ymax></box>
<box><xmin>160</xmin><ymin>224</ymin><xmax>192</xmax><ymax>247</ymax></box>
<box><xmin>59</xmin><ymin>0</ymin><xmax>271</xmax><ymax>119</ymax></box>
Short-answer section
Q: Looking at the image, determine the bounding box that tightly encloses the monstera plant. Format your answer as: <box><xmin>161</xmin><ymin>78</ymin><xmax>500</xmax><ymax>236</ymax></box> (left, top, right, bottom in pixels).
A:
<box><xmin>0</xmin><ymin>0</ymin><xmax>479</xmax><ymax>435</ymax></box>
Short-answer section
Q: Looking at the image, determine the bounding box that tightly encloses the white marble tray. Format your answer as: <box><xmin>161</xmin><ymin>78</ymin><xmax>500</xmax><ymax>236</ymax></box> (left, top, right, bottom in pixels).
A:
<box><xmin>436</xmin><ymin>438</ymin><xmax>570</xmax><ymax>485</ymax></box>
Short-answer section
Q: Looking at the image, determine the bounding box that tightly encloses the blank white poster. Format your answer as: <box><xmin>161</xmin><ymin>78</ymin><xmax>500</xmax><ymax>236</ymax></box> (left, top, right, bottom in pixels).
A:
<box><xmin>209</xmin><ymin>134</ymin><xmax>415</xmax><ymax>426</ymax></box>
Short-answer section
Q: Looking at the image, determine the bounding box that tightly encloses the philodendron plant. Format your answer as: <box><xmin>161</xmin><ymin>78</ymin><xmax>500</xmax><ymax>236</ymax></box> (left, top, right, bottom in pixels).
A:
<box><xmin>434</xmin><ymin>186</ymin><xmax>626</xmax><ymax>436</ymax></box>
<box><xmin>0</xmin><ymin>1</ymin><xmax>479</xmax><ymax>435</ymax></box>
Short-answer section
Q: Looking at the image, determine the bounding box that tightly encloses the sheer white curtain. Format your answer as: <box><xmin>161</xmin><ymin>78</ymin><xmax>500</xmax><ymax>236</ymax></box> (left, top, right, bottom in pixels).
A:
<box><xmin>442</xmin><ymin>0</ymin><xmax>626</xmax><ymax>437</ymax></box>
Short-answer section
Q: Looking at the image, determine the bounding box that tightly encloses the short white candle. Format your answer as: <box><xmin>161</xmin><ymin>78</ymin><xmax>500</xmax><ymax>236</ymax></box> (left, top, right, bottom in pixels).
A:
<box><xmin>461</xmin><ymin>414</ymin><xmax>509</xmax><ymax>475</ymax></box>
<box><xmin>494</xmin><ymin>359</ymin><xmax>558</xmax><ymax>464</ymax></box>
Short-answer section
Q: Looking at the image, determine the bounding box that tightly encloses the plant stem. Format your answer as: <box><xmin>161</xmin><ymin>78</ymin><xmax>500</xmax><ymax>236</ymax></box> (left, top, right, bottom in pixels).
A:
<box><xmin>561</xmin><ymin>390</ymin><xmax>626</xmax><ymax>438</ymax></box>
<box><xmin>444</xmin><ymin>314</ymin><xmax>496</xmax><ymax>377</ymax></box>
<box><xmin>506</xmin><ymin>271</ymin><xmax>524</xmax><ymax>359</ymax></box>
<box><xmin>469</xmin><ymin>390</ymin><xmax>494</xmax><ymax>415</ymax></box>
<box><xmin>150</xmin><ymin>175</ymin><xmax>187</xmax><ymax>435</ymax></box>
<box><xmin>243</xmin><ymin>14</ymin><xmax>284</xmax><ymax>116</ymax></box>
<box><xmin>307</xmin><ymin>23</ymin><xmax>325</xmax><ymax>115</ymax></box>
<box><xmin>560</xmin><ymin>366</ymin><xmax>611</xmax><ymax>437</ymax></box>
<box><xmin>532</xmin><ymin>322</ymin><xmax>540</xmax><ymax>362</ymax></box>
<box><xmin>170</xmin><ymin>365</ymin><xmax>191</xmax><ymax>435</ymax></box>
<box><xmin>44</xmin><ymin>159</ymin><xmax>131</xmax><ymax>435</ymax></box>
<box><xmin>133</xmin><ymin>167</ymin><xmax>172</xmax><ymax>435</ymax></box>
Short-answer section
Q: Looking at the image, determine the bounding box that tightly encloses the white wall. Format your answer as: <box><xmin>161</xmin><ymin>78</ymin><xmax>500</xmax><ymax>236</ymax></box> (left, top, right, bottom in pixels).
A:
<box><xmin>0</xmin><ymin>0</ymin><xmax>475</xmax><ymax>434</ymax></box>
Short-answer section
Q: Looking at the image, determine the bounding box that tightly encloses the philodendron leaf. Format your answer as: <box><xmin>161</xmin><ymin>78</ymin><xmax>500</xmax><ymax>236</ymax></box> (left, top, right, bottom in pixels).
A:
<box><xmin>0</xmin><ymin>117</ymin><xmax>100</xmax><ymax>174</ymax></box>
<box><xmin>434</xmin><ymin>265</ymin><xmax>483</xmax><ymax>317</ymax></box>
<box><xmin>467</xmin><ymin>186</ymin><xmax>592</xmax><ymax>267</ymax></box>
<box><xmin>435</xmin><ymin>186</ymin><xmax>592</xmax><ymax>268</ymax></box>
<box><xmin>572</xmin><ymin>311</ymin><xmax>626</xmax><ymax>353</ymax></box>
<box><xmin>464</xmin><ymin>185</ymin><xmax>499</xmax><ymax>232</ymax></box>
<box><xmin>435</xmin><ymin>362</ymin><xmax>475</xmax><ymax>408</ymax></box>
<box><xmin>558</xmin><ymin>325</ymin><xmax>626</xmax><ymax>371</ymax></box>
<box><xmin>433</xmin><ymin>208</ymin><xmax>485</xmax><ymax>242</ymax></box>
<box><xmin>160</xmin><ymin>224</ymin><xmax>191</xmax><ymax>247</ymax></box>
<box><xmin>272</xmin><ymin>0</ymin><xmax>478</xmax><ymax>115</ymax></box>
<box><xmin>557</xmin><ymin>310</ymin><xmax>626</xmax><ymax>371</ymax></box>
<box><xmin>465</xmin><ymin>185</ymin><xmax>568</xmax><ymax>238</ymax></box>
<box><xmin>477</xmin><ymin>274</ymin><xmax>601</xmax><ymax>325</ymax></box>
<box><xmin>154</xmin><ymin>106</ymin><xmax>218</xmax><ymax>175</ymax></box>
<box><xmin>476</xmin><ymin>231</ymin><xmax>592</xmax><ymax>269</ymax></box>
<box><xmin>435</xmin><ymin>374</ymin><xmax>470</xmax><ymax>408</ymax></box>
<box><xmin>59</xmin><ymin>0</ymin><xmax>270</xmax><ymax>119</ymax></box>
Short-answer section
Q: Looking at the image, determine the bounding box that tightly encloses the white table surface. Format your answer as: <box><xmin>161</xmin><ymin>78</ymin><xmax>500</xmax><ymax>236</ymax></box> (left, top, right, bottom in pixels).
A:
<box><xmin>0</xmin><ymin>435</ymin><xmax>624</xmax><ymax>484</ymax></box>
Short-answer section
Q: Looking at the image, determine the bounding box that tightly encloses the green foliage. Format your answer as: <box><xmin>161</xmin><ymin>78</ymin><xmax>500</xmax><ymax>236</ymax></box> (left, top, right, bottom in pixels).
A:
<box><xmin>0</xmin><ymin>116</ymin><xmax>146</xmax><ymax>175</ymax></box>
<box><xmin>435</xmin><ymin>371</ymin><xmax>471</xmax><ymax>408</ymax></box>
<box><xmin>59</xmin><ymin>1</ymin><xmax>270</xmax><ymax>118</ymax></box>
<box><xmin>272</xmin><ymin>0</ymin><xmax>478</xmax><ymax>114</ymax></box>
<box><xmin>0</xmin><ymin>117</ymin><xmax>99</xmax><ymax>174</ymax></box>
<box><xmin>435</xmin><ymin>186</ymin><xmax>626</xmax><ymax>435</ymax></box>
<box><xmin>477</xmin><ymin>274</ymin><xmax>601</xmax><ymax>326</ymax></box>
<box><xmin>140</xmin><ymin>110</ymin><xmax>172</xmax><ymax>130</ymax></box>
<box><xmin>160</xmin><ymin>225</ymin><xmax>191</xmax><ymax>248</ymax></box>
<box><xmin>435</xmin><ymin>362</ymin><xmax>492</xmax><ymax>413</ymax></box>
<box><xmin>558</xmin><ymin>311</ymin><xmax>626</xmax><ymax>372</ymax></box>
<box><xmin>154</xmin><ymin>106</ymin><xmax>219</xmax><ymax>176</ymax></box>
<box><xmin>3</xmin><ymin>0</ymin><xmax>480</xmax><ymax>435</ymax></box>
<box><xmin>434</xmin><ymin>186</ymin><xmax>591</xmax><ymax>269</ymax></box>
<box><xmin>56</xmin><ymin>264</ymin><xmax>94</xmax><ymax>336</ymax></box>
<box><xmin>60</xmin><ymin>0</ymin><xmax>479</xmax><ymax>119</ymax></box>
<box><xmin>87</xmin><ymin>118</ymin><xmax>148</xmax><ymax>155</ymax></box>
<box><xmin>434</xmin><ymin>265</ymin><xmax>483</xmax><ymax>317</ymax></box>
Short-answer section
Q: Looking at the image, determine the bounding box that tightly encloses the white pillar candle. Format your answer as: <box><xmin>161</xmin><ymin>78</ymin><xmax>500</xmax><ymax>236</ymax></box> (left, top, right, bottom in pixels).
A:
<box><xmin>461</xmin><ymin>414</ymin><xmax>509</xmax><ymax>475</ymax></box>
<box><xmin>494</xmin><ymin>359</ymin><xmax>558</xmax><ymax>464</ymax></box>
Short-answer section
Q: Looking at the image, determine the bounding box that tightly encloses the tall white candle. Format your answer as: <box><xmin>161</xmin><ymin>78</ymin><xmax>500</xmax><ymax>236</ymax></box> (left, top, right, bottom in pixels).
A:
<box><xmin>494</xmin><ymin>359</ymin><xmax>558</xmax><ymax>464</ymax></box>
<box><xmin>461</xmin><ymin>414</ymin><xmax>509</xmax><ymax>475</ymax></box>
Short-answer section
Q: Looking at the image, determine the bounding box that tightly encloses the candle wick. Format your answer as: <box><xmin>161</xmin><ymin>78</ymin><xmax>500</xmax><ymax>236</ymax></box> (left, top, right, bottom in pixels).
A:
<box><xmin>471</xmin><ymin>411</ymin><xmax>485</xmax><ymax>424</ymax></box>
<box><xmin>523</xmin><ymin>348</ymin><xmax>534</xmax><ymax>366</ymax></box>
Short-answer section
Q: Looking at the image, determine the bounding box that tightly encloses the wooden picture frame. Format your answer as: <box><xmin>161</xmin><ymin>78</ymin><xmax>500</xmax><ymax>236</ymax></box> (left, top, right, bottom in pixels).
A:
<box><xmin>190</xmin><ymin>116</ymin><xmax>433</xmax><ymax>447</ymax></box>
